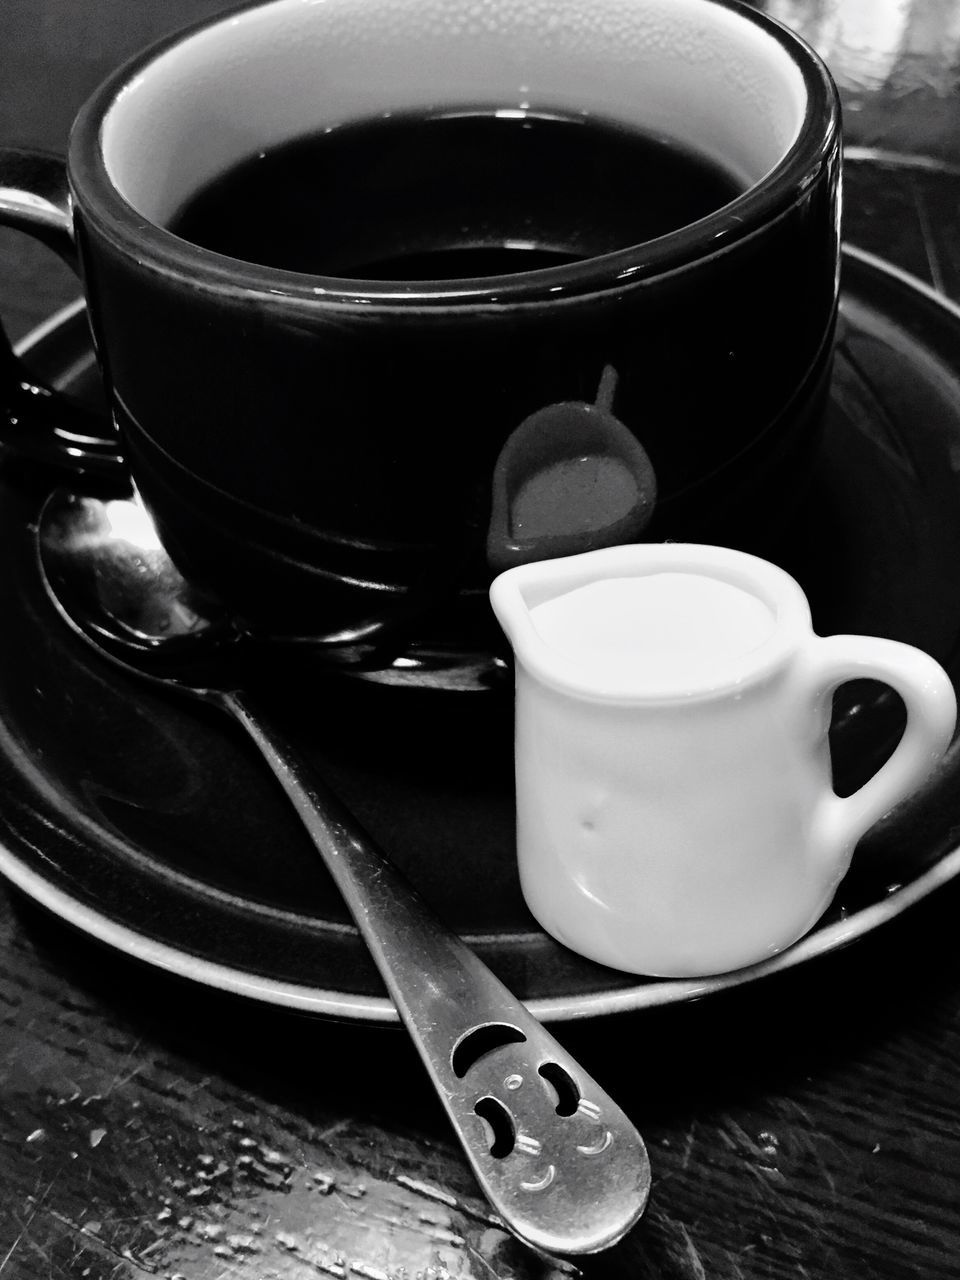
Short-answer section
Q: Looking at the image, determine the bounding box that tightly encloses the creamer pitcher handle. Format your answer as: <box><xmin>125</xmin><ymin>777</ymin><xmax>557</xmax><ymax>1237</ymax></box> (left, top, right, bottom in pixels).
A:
<box><xmin>801</xmin><ymin>634</ymin><xmax>956</xmax><ymax>858</ymax></box>
<box><xmin>0</xmin><ymin>148</ymin><xmax>124</xmax><ymax>476</ymax></box>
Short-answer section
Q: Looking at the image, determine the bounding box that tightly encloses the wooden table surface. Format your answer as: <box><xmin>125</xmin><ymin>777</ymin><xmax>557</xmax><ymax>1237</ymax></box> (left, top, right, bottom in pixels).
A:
<box><xmin>2</xmin><ymin>3</ymin><xmax>960</xmax><ymax>1277</ymax></box>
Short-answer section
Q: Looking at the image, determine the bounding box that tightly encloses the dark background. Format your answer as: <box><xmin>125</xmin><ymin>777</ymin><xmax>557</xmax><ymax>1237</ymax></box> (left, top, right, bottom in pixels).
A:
<box><xmin>2</xmin><ymin>3</ymin><xmax>960</xmax><ymax>1277</ymax></box>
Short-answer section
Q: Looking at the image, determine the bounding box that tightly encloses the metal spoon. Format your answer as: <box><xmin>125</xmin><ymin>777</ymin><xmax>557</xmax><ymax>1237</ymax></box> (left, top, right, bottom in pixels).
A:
<box><xmin>36</xmin><ymin>488</ymin><xmax>651</xmax><ymax>1256</ymax></box>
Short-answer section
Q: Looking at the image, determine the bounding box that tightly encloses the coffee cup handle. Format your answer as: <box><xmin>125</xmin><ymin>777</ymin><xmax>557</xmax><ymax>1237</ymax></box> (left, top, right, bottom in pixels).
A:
<box><xmin>799</xmin><ymin>634</ymin><xmax>956</xmax><ymax>859</ymax></box>
<box><xmin>0</xmin><ymin>148</ymin><xmax>124</xmax><ymax>476</ymax></box>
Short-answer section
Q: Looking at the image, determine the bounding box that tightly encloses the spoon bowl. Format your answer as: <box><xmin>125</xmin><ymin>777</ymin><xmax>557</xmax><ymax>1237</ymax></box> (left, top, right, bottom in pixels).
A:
<box><xmin>38</xmin><ymin>491</ymin><xmax>245</xmax><ymax>687</ymax></box>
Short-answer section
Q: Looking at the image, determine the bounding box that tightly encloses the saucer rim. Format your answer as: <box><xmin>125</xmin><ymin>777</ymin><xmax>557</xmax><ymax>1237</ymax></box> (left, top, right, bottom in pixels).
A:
<box><xmin>3</xmin><ymin>815</ymin><xmax>959</xmax><ymax>1022</ymax></box>
<box><xmin>2</xmin><ymin>242</ymin><xmax>959</xmax><ymax>1024</ymax></box>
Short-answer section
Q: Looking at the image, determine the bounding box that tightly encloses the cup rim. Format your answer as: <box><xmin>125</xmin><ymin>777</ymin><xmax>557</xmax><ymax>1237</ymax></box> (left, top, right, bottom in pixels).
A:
<box><xmin>68</xmin><ymin>0</ymin><xmax>841</xmax><ymax>308</ymax></box>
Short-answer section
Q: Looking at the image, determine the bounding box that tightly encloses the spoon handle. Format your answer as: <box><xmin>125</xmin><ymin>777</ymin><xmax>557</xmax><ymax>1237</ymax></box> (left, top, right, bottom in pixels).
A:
<box><xmin>223</xmin><ymin>689</ymin><xmax>650</xmax><ymax>1255</ymax></box>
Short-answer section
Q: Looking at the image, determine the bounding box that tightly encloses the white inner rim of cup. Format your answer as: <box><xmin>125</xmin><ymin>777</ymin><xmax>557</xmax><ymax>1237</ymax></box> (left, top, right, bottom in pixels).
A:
<box><xmin>102</xmin><ymin>0</ymin><xmax>809</xmax><ymax>229</ymax></box>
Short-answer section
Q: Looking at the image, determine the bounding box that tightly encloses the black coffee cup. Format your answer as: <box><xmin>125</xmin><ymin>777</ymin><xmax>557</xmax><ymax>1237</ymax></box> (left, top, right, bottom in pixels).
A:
<box><xmin>0</xmin><ymin>0</ymin><xmax>841</xmax><ymax>668</ymax></box>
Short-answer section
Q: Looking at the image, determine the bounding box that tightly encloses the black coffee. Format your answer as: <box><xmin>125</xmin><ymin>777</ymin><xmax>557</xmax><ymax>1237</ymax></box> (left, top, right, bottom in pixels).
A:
<box><xmin>169</xmin><ymin>109</ymin><xmax>744</xmax><ymax>280</ymax></box>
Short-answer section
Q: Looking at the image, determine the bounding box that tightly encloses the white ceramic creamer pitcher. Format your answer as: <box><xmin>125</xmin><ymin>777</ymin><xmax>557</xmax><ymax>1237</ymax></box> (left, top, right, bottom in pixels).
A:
<box><xmin>490</xmin><ymin>544</ymin><xmax>956</xmax><ymax>977</ymax></box>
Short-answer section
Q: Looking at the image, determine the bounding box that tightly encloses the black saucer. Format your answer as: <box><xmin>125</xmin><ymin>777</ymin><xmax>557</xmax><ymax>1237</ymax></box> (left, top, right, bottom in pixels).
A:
<box><xmin>1</xmin><ymin>245</ymin><xmax>960</xmax><ymax>1022</ymax></box>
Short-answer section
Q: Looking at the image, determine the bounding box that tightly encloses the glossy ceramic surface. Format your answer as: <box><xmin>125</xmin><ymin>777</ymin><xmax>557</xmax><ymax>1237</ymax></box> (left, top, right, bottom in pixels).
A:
<box><xmin>492</xmin><ymin>543</ymin><xmax>955</xmax><ymax>976</ymax></box>
<box><xmin>3</xmin><ymin>0</ymin><xmax>838</xmax><ymax>641</ymax></box>
<box><xmin>1</xmin><ymin>246</ymin><xmax>960</xmax><ymax>1022</ymax></box>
